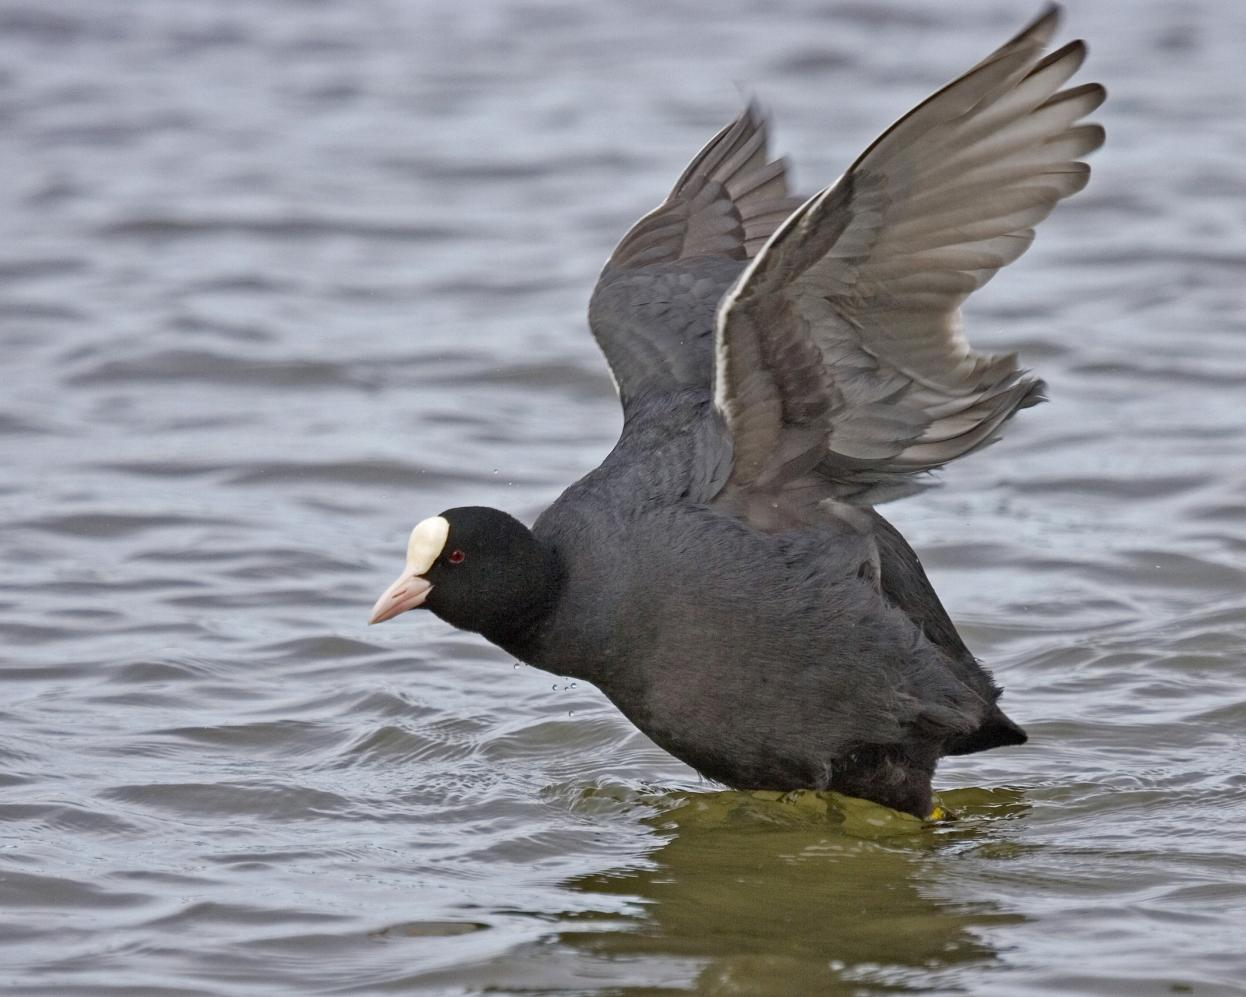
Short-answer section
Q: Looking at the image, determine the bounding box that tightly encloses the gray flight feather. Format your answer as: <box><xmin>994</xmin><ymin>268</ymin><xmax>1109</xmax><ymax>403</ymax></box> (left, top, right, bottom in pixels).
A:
<box><xmin>715</xmin><ymin>4</ymin><xmax>1103</xmax><ymax>503</ymax></box>
<box><xmin>589</xmin><ymin>103</ymin><xmax>803</xmax><ymax>413</ymax></box>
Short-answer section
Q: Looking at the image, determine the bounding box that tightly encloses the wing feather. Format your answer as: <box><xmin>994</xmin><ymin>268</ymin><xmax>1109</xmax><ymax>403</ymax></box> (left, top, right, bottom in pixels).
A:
<box><xmin>714</xmin><ymin>5</ymin><xmax>1104</xmax><ymax>499</ymax></box>
<box><xmin>588</xmin><ymin>104</ymin><xmax>803</xmax><ymax>409</ymax></box>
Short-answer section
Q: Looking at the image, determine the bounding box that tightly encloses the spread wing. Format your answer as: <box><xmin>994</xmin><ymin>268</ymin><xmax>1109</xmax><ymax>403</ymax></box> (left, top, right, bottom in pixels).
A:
<box><xmin>714</xmin><ymin>5</ymin><xmax>1105</xmax><ymax>502</ymax></box>
<box><xmin>589</xmin><ymin>104</ymin><xmax>804</xmax><ymax>411</ymax></box>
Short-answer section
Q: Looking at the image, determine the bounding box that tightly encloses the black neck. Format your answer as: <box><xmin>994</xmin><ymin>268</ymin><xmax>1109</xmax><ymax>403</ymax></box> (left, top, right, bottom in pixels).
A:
<box><xmin>478</xmin><ymin>545</ymin><xmax>563</xmax><ymax>651</ymax></box>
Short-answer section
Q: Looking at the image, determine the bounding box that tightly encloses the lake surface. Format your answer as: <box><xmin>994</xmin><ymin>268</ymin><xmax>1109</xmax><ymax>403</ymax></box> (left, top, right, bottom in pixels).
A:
<box><xmin>2</xmin><ymin>1</ymin><xmax>1245</xmax><ymax>994</ymax></box>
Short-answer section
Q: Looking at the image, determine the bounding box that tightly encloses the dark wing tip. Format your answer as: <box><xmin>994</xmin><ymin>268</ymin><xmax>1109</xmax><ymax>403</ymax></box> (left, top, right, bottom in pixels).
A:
<box><xmin>1012</xmin><ymin>3</ymin><xmax>1062</xmax><ymax>47</ymax></box>
<box><xmin>1031</xmin><ymin>38</ymin><xmax>1086</xmax><ymax>77</ymax></box>
<box><xmin>1019</xmin><ymin>376</ymin><xmax>1048</xmax><ymax>409</ymax></box>
<box><xmin>1046</xmin><ymin>80</ymin><xmax>1108</xmax><ymax>114</ymax></box>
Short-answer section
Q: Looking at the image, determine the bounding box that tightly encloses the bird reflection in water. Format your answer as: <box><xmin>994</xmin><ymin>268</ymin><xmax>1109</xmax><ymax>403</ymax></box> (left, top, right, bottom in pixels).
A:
<box><xmin>555</xmin><ymin>786</ymin><xmax>1029</xmax><ymax>994</ymax></box>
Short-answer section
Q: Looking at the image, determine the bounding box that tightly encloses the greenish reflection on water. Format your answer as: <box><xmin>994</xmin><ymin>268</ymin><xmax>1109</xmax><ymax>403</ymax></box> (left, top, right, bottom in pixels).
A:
<box><xmin>558</xmin><ymin>788</ymin><xmax>1029</xmax><ymax>994</ymax></box>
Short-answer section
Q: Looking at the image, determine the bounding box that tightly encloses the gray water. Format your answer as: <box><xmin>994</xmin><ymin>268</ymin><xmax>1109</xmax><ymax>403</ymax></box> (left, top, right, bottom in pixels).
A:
<box><xmin>2</xmin><ymin>1</ymin><xmax>1245</xmax><ymax>994</ymax></box>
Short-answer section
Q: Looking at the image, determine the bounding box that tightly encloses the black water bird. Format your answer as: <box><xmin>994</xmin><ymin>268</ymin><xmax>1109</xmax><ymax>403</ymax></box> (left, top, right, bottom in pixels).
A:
<box><xmin>369</xmin><ymin>6</ymin><xmax>1104</xmax><ymax>817</ymax></box>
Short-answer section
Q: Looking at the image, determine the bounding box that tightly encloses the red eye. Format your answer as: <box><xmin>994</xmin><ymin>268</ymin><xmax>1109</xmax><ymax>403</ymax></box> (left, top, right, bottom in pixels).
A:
<box><xmin>448</xmin><ymin>549</ymin><xmax>466</xmax><ymax>565</ymax></box>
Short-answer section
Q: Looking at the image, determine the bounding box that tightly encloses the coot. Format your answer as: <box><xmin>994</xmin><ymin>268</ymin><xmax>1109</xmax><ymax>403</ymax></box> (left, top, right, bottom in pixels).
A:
<box><xmin>369</xmin><ymin>6</ymin><xmax>1103</xmax><ymax>817</ymax></box>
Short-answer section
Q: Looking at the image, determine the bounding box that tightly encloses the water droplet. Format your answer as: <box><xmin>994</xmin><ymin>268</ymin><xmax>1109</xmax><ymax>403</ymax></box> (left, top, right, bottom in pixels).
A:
<box><xmin>568</xmin><ymin>710</ymin><xmax>575</xmax><ymax>717</ymax></box>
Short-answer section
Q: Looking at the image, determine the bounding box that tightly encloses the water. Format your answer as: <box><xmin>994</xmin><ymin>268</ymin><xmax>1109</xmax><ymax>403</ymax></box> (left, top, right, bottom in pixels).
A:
<box><xmin>2</xmin><ymin>0</ymin><xmax>1245</xmax><ymax>993</ymax></box>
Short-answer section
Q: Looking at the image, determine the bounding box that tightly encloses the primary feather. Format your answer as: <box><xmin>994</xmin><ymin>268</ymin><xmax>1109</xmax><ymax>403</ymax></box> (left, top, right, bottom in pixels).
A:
<box><xmin>714</xmin><ymin>4</ymin><xmax>1104</xmax><ymax>501</ymax></box>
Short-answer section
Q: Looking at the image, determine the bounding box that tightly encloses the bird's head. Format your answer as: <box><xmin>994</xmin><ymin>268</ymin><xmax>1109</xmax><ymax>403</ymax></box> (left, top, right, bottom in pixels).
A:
<box><xmin>368</xmin><ymin>506</ymin><xmax>557</xmax><ymax>643</ymax></box>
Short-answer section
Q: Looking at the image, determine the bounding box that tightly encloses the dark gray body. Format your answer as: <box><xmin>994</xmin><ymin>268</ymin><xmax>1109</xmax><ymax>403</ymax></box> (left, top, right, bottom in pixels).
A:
<box><xmin>503</xmin><ymin>387</ymin><xmax>1018</xmax><ymax>816</ymax></box>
